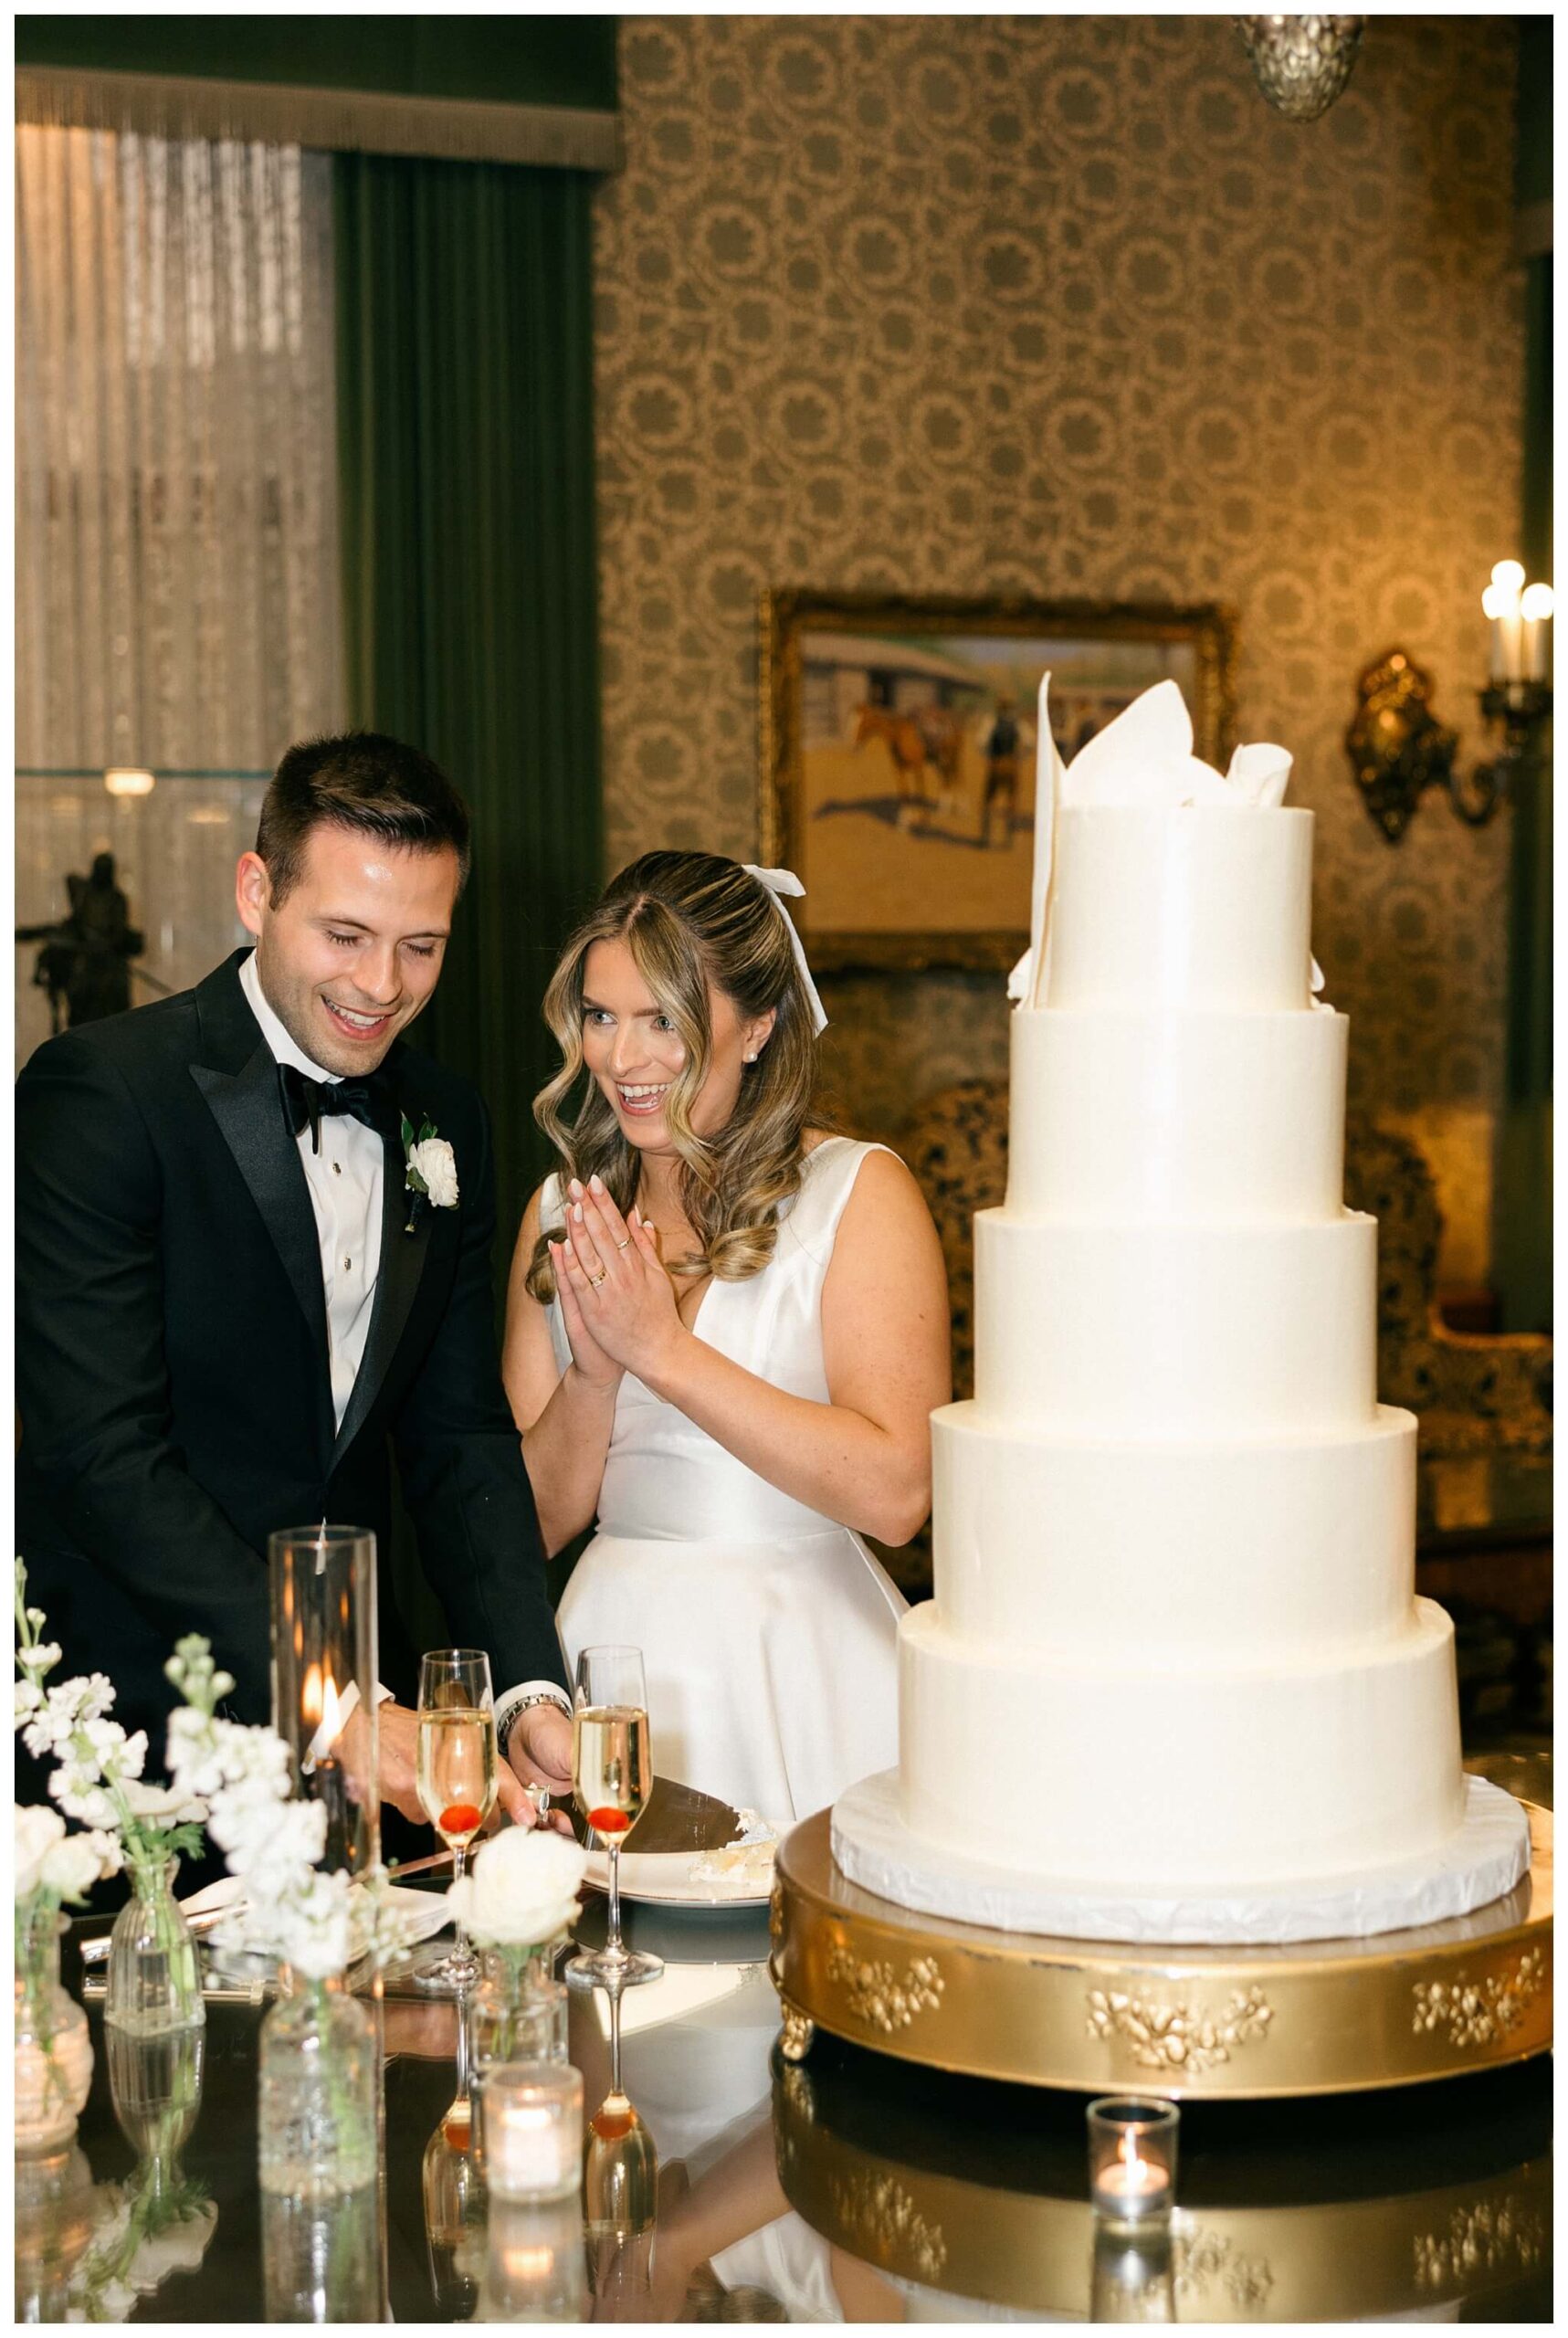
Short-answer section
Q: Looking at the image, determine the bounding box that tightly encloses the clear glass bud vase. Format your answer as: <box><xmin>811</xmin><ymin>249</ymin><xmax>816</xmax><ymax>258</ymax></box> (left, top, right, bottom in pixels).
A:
<box><xmin>15</xmin><ymin>1907</ymin><xmax>94</xmax><ymax>2154</ymax></box>
<box><xmin>258</xmin><ymin>1976</ymin><xmax>377</xmax><ymax>2199</ymax></box>
<box><xmin>469</xmin><ymin>1942</ymin><xmax>568</xmax><ymax>2077</ymax></box>
<box><xmin>105</xmin><ymin>1858</ymin><xmax>205</xmax><ymax>2038</ymax></box>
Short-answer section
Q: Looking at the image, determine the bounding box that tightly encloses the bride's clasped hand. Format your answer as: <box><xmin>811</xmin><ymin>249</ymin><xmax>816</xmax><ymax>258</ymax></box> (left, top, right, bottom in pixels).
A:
<box><xmin>549</xmin><ymin>1176</ymin><xmax>689</xmax><ymax>1392</ymax></box>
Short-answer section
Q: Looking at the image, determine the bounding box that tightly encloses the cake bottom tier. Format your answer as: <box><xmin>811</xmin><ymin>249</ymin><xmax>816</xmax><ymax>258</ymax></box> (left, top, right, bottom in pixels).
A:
<box><xmin>898</xmin><ymin>1597</ymin><xmax>1464</xmax><ymax>1892</ymax></box>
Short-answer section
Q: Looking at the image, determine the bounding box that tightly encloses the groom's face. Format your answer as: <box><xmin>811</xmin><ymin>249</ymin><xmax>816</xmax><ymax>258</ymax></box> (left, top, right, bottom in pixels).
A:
<box><xmin>236</xmin><ymin>823</ymin><xmax>460</xmax><ymax>1077</ymax></box>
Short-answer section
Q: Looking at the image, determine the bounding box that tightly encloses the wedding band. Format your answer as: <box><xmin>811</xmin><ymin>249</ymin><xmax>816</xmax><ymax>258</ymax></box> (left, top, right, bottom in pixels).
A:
<box><xmin>587</xmin><ymin>1268</ymin><xmax>606</xmax><ymax>1287</ymax></box>
<box><xmin>616</xmin><ymin>1237</ymin><xmax>631</xmax><ymax>1250</ymax></box>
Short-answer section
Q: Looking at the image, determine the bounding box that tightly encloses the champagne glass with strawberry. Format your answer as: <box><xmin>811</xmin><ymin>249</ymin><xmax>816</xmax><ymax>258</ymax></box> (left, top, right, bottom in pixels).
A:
<box><xmin>565</xmin><ymin>1646</ymin><xmax>662</xmax><ymax>1991</ymax></box>
<box><xmin>415</xmin><ymin>1648</ymin><xmax>498</xmax><ymax>1992</ymax></box>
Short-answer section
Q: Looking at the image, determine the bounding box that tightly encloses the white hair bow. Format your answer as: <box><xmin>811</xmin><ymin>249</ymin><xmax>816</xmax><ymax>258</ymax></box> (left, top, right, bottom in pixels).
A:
<box><xmin>742</xmin><ymin>865</ymin><xmax>829</xmax><ymax>1036</ymax></box>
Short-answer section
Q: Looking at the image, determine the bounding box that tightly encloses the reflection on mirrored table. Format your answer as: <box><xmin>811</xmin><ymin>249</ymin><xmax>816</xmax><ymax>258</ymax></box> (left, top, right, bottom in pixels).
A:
<box><xmin>18</xmin><ymin>1866</ymin><xmax>1551</xmax><ymax>2322</ymax></box>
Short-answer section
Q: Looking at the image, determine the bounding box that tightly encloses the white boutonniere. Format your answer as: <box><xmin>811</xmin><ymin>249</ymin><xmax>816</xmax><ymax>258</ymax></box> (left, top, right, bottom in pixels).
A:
<box><xmin>401</xmin><ymin>1113</ymin><xmax>459</xmax><ymax>1234</ymax></box>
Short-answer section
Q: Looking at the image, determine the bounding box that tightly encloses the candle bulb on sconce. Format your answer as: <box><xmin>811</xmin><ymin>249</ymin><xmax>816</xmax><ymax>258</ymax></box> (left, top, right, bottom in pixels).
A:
<box><xmin>1347</xmin><ymin>563</ymin><xmax>1552</xmax><ymax>840</ymax></box>
<box><xmin>1520</xmin><ymin>582</ymin><xmax>1554</xmax><ymax>685</ymax></box>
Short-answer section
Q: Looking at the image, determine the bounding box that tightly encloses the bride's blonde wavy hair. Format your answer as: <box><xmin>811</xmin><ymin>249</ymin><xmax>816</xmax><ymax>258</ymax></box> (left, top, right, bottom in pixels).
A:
<box><xmin>526</xmin><ymin>852</ymin><xmax>831</xmax><ymax>1302</ymax></box>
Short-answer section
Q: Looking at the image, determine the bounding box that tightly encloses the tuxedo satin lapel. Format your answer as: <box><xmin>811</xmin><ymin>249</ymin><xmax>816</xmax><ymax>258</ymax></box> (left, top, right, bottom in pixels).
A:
<box><xmin>331</xmin><ymin>1114</ymin><xmax>431</xmax><ymax>1466</ymax></box>
<box><xmin>190</xmin><ymin>1054</ymin><xmax>332</xmax><ymax>1374</ymax></box>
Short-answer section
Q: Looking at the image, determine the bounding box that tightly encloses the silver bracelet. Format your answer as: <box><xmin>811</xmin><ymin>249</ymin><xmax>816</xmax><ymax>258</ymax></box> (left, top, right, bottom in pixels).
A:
<box><xmin>497</xmin><ymin>1686</ymin><xmax>570</xmax><ymax>1763</ymax></box>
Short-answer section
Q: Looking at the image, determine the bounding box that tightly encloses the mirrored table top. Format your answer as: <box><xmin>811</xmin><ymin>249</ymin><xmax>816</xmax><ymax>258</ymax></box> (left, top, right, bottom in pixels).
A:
<box><xmin>23</xmin><ymin>1806</ymin><xmax>1552</xmax><ymax>2324</ymax></box>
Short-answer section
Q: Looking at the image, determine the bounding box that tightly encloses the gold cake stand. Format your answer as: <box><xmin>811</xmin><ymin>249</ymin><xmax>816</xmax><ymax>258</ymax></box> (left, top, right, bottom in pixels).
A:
<box><xmin>769</xmin><ymin>1797</ymin><xmax>1552</xmax><ymax>2098</ymax></box>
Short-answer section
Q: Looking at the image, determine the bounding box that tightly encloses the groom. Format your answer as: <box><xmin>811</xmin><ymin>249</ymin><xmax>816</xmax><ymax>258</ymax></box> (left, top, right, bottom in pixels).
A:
<box><xmin>15</xmin><ymin>733</ymin><xmax>573</xmax><ymax>1830</ymax></box>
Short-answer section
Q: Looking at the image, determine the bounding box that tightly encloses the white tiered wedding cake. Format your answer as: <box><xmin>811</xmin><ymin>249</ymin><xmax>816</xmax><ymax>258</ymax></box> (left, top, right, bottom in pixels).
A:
<box><xmin>833</xmin><ymin>679</ymin><xmax>1530</xmax><ymax>1942</ymax></box>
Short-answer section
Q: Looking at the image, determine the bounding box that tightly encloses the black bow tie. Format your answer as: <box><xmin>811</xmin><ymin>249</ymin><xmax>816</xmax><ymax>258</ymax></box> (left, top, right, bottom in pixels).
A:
<box><xmin>279</xmin><ymin>1061</ymin><xmax>389</xmax><ymax>1154</ymax></box>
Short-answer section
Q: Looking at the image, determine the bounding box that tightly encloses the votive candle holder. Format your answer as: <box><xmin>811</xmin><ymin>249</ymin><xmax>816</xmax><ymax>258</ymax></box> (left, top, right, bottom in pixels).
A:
<box><xmin>269</xmin><ymin>1524</ymin><xmax>379</xmax><ymax>1880</ymax></box>
<box><xmin>479</xmin><ymin>2059</ymin><xmax>584</xmax><ymax>2202</ymax></box>
<box><xmin>1087</xmin><ymin>2096</ymin><xmax>1179</xmax><ymax>2227</ymax></box>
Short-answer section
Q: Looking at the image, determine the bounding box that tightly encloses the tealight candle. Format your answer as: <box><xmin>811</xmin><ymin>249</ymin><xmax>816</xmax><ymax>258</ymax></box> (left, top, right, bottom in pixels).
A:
<box><xmin>1087</xmin><ymin>2097</ymin><xmax>1179</xmax><ymax>2226</ymax></box>
<box><xmin>479</xmin><ymin>2060</ymin><xmax>583</xmax><ymax>2202</ymax></box>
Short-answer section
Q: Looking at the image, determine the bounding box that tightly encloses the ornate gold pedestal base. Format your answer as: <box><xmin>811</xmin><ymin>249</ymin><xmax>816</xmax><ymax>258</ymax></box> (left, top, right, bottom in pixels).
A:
<box><xmin>770</xmin><ymin>1803</ymin><xmax>1552</xmax><ymax>2098</ymax></box>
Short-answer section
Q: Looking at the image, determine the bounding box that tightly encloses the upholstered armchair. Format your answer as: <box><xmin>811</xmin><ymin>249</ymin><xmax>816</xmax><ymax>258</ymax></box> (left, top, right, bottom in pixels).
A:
<box><xmin>899</xmin><ymin>1080</ymin><xmax>1552</xmax><ymax>1458</ymax></box>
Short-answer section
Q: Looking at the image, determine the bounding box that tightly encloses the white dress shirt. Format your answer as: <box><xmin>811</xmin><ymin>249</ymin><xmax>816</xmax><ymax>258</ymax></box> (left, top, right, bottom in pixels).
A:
<box><xmin>240</xmin><ymin>951</ymin><xmax>382</xmax><ymax>1432</ymax></box>
<box><xmin>239</xmin><ymin>951</ymin><xmax>568</xmax><ymax>1741</ymax></box>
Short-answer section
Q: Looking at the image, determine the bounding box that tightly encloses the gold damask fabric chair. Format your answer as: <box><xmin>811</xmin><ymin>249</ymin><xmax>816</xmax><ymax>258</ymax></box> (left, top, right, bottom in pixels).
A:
<box><xmin>900</xmin><ymin>1081</ymin><xmax>1552</xmax><ymax>1458</ymax></box>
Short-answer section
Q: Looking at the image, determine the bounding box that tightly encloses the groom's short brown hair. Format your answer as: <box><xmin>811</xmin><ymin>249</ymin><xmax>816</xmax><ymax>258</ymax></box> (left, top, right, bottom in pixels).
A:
<box><xmin>257</xmin><ymin>732</ymin><xmax>472</xmax><ymax>907</ymax></box>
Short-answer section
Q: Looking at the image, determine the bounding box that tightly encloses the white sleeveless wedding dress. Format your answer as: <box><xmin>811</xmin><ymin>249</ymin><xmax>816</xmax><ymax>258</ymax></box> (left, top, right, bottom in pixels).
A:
<box><xmin>543</xmin><ymin>1137</ymin><xmax>908</xmax><ymax>1829</ymax></box>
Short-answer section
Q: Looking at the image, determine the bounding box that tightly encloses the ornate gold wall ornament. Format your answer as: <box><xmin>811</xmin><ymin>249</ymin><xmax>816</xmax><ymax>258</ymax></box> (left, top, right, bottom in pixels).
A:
<box><xmin>829</xmin><ymin>2172</ymin><xmax>948</xmax><ymax>2285</ymax></box>
<box><xmin>826</xmin><ymin>1946</ymin><xmax>944</xmax><ymax>2034</ymax></box>
<box><xmin>1173</xmin><ymin>2225</ymin><xmax>1276</xmax><ymax>2313</ymax></box>
<box><xmin>1411</xmin><ymin>1947</ymin><xmax>1546</xmax><ymax>2049</ymax></box>
<box><xmin>1412</xmin><ymin>2197</ymin><xmax>1547</xmax><ymax>2290</ymax></box>
<box><xmin>1086</xmin><ymin>1984</ymin><xmax>1273</xmax><ymax>2076</ymax></box>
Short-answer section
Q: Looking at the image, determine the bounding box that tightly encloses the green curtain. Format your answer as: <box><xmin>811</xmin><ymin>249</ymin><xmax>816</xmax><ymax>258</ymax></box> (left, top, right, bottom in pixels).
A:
<box><xmin>334</xmin><ymin>153</ymin><xmax>605</xmax><ymax>1275</ymax></box>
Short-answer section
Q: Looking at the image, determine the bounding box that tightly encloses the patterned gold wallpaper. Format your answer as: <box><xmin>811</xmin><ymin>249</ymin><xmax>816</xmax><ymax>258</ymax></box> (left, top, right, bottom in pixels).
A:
<box><xmin>592</xmin><ymin>15</ymin><xmax>1523</xmax><ymax>1273</ymax></box>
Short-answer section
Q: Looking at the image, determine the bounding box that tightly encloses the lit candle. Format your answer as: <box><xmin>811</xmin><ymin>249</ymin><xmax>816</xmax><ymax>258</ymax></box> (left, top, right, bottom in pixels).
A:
<box><xmin>1489</xmin><ymin>561</ymin><xmax>1526</xmax><ymax>687</ymax></box>
<box><xmin>1087</xmin><ymin>2096</ymin><xmax>1179</xmax><ymax>2226</ymax></box>
<box><xmin>479</xmin><ymin>2060</ymin><xmax>583</xmax><ymax>2202</ymax></box>
<box><xmin>1520</xmin><ymin>582</ymin><xmax>1554</xmax><ymax>684</ymax></box>
<box><xmin>1482</xmin><ymin>583</ymin><xmax>1509</xmax><ymax>684</ymax></box>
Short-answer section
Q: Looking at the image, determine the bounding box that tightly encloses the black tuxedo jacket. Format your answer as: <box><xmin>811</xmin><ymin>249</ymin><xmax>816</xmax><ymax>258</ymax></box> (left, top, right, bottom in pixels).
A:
<box><xmin>15</xmin><ymin>950</ymin><xmax>565</xmax><ymax>1748</ymax></box>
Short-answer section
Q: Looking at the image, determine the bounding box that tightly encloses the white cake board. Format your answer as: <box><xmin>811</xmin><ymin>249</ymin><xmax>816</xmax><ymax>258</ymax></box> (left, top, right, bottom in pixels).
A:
<box><xmin>830</xmin><ymin>1772</ymin><xmax>1531</xmax><ymax>1945</ymax></box>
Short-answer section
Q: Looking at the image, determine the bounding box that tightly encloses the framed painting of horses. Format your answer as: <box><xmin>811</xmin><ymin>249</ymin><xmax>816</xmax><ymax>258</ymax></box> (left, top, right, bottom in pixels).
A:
<box><xmin>760</xmin><ymin>590</ymin><xmax>1237</xmax><ymax>971</ymax></box>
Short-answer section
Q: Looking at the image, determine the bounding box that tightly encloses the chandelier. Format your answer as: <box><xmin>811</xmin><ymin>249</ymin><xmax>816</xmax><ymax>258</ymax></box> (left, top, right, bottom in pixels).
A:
<box><xmin>1234</xmin><ymin>16</ymin><xmax>1366</xmax><ymax>121</ymax></box>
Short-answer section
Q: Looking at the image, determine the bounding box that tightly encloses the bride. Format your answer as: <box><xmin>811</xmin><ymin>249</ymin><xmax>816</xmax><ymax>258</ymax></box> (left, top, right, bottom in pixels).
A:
<box><xmin>503</xmin><ymin>851</ymin><xmax>950</xmax><ymax>1827</ymax></box>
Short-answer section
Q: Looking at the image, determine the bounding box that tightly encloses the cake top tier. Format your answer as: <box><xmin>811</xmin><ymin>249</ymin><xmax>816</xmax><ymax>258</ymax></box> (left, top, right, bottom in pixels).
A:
<box><xmin>1011</xmin><ymin>678</ymin><xmax>1323</xmax><ymax>1015</ymax></box>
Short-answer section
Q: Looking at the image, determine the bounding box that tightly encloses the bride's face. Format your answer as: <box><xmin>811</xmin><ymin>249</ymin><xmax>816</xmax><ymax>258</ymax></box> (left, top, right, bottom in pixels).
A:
<box><xmin>580</xmin><ymin>937</ymin><xmax>771</xmax><ymax>1156</ymax></box>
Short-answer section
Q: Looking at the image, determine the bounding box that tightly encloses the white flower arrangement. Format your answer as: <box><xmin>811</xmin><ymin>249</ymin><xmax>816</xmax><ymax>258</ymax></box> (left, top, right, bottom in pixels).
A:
<box><xmin>15</xmin><ymin>1804</ymin><xmax>120</xmax><ymax>1904</ymax></box>
<box><xmin>63</xmin><ymin>2168</ymin><xmax>216</xmax><ymax>2322</ymax></box>
<box><xmin>446</xmin><ymin>1824</ymin><xmax>587</xmax><ymax>1950</ymax></box>
<box><xmin>15</xmin><ymin>1563</ymin><xmax>205</xmax><ymax>1876</ymax></box>
<box><xmin>162</xmin><ymin>1637</ymin><xmax>421</xmax><ymax>1983</ymax></box>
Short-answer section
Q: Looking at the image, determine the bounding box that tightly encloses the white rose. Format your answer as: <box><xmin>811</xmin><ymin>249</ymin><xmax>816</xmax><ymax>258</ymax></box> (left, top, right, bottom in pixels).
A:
<box><xmin>447</xmin><ymin>1825</ymin><xmax>586</xmax><ymax>1947</ymax></box>
<box><xmin>16</xmin><ymin>1803</ymin><xmax>67</xmax><ymax>1898</ymax></box>
<box><xmin>40</xmin><ymin>1833</ymin><xmax>110</xmax><ymax>1901</ymax></box>
<box><xmin>408</xmin><ymin>1136</ymin><xmax>458</xmax><ymax>1209</ymax></box>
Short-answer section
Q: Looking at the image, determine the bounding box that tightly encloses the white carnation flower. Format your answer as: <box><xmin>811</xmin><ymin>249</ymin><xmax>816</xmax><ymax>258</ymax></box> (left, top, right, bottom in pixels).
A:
<box><xmin>407</xmin><ymin>1136</ymin><xmax>459</xmax><ymax>1208</ymax></box>
<box><xmin>447</xmin><ymin>1825</ymin><xmax>587</xmax><ymax>1947</ymax></box>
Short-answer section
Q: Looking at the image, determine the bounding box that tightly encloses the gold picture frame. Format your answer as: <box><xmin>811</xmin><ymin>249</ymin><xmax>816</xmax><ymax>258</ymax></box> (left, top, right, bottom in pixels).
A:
<box><xmin>760</xmin><ymin>589</ymin><xmax>1237</xmax><ymax>972</ymax></box>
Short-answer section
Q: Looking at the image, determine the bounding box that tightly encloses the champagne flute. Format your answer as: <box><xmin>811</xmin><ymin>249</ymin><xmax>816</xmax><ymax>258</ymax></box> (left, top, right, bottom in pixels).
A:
<box><xmin>564</xmin><ymin>1646</ymin><xmax>662</xmax><ymax>1991</ymax></box>
<box><xmin>414</xmin><ymin>1648</ymin><xmax>498</xmax><ymax>1994</ymax></box>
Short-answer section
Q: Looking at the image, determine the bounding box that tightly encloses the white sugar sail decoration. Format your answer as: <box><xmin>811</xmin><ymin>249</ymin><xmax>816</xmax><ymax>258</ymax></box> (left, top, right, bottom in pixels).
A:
<box><xmin>1008</xmin><ymin>677</ymin><xmax>1299</xmax><ymax>1009</ymax></box>
<box><xmin>1007</xmin><ymin>672</ymin><xmax>1069</xmax><ymax>1008</ymax></box>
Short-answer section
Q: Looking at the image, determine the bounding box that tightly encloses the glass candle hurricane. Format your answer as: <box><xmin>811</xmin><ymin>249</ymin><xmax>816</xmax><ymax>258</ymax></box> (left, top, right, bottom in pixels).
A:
<box><xmin>478</xmin><ymin>2059</ymin><xmax>584</xmax><ymax>2202</ymax></box>
<box><xmin>1087</xmin><ymin>2097</ymin><xmax>1179</xmax><ymax>2227</ymax></box>
<box><xmin>269</xmin><ymin>1526</ymin><xmax>380</xmax><ymax>1880</ymax></box>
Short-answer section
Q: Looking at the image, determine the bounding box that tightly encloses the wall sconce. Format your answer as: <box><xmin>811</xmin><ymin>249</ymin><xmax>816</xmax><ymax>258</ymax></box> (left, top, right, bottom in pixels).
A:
<box><xmin>103</xmin><ymin>767</ymin><xmax>155</xmax><ymax>797</ymax></box>
<box><xmin>1346</xmin><ymin>566</ymin><xmax>1552</xmax><ymax>842</ymax></box>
